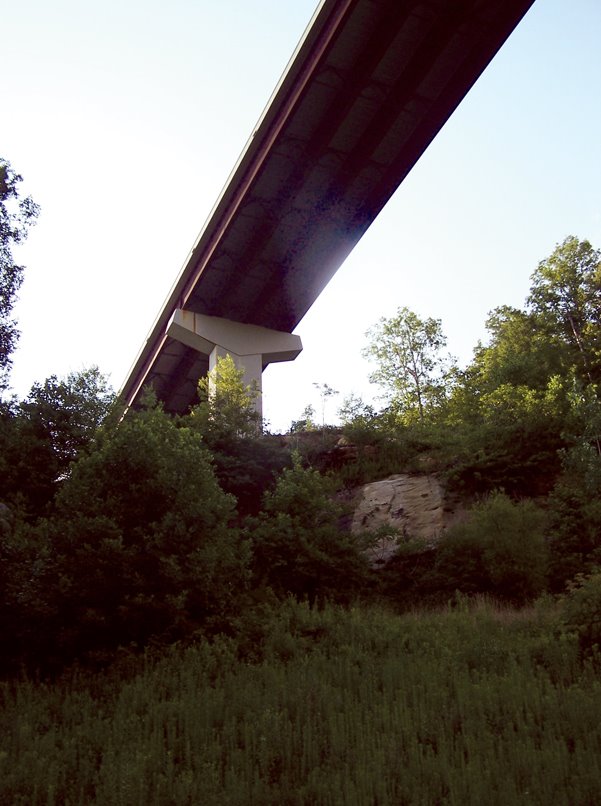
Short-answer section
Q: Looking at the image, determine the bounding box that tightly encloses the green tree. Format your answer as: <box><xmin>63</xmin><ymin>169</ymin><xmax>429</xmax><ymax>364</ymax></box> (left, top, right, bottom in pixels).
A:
<box><xmin>547</xmin><ymin>444</ymin><xmax>601</xmax><ymax>591</ymax></box>
<box><xmin>20</xmin><ymin>366</ymin><xmax>114</xmax><ymax>468</ymax></box>
<box><xmin>363</xmin><ymin>306</ymin><xmax>453</xmax><ymax>423</ymax></box>
<box><xmin>0</xmin><ymin>511</ymin><xmax>56</xmax><ymax>673</ymax></box>
<box><xmin>337</xmin><ymin>393</ymin><xmax>381</xmax><ymax>448</ymax></box>
<box><xmin>189</xmin><ymin>355</ymin><xmax>289</xmax><ymax>516</ymax></box>
<box><xmin>0</xmin><ymin>158</ymin><xmax>40</xmax><ymax>389</ymax></box>
<box><xmin>443</xmin><ymin>238</ymin><xmax>601</xmax><ymax>493</ymax></box>
<box><xmin>289</xmin><ymin>404</ymin><xmax>316</xmax><ymax>433</ymax></box>
<box><xmin>249</xmin><ymin>460</ymin><xmax>370</xmax><ymax>606</ymax></box>
<box><xmin>0</xmin><ymin>367</ymin><xmax>114</xmax><ymax>518</ymax></box>
<box><xmin>338</xmin><ymin>393</ymin><xmax>376</xmax><ymax>426</ymax></box>
<box><xmin>193</xmin><ymin>353</ymin><xmax>261</xmax><ymax>440</ymax></box>
<box><xmin>434</xmin><ymin>492</ymin><xmax>548</xmax><ymax>604</ymax></box>
<box><xmin>470</xmin><ymin>305</ymin><xmax>566</xmax><ymax>392</ymax></box>
<box><xmin>528</xmin><ymin>236</ymin><xmax>601</xmax><ymax>387</ymax></box>
<box><xmin>42</xmin><ymin>400</ymin><xmax>249</xmax><ymax>662</ymax></box>
<box><xmin>561</xmin><ymin>571</ymin><xmax>601</xmax><ymax>657</ymax></box>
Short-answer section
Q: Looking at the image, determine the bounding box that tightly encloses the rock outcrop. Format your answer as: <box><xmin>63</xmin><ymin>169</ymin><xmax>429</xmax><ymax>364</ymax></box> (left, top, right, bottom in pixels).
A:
<box><xmin>351</xmin><ymin>474</ymin><xmax>456</xmax><ymax>565</ymax></box>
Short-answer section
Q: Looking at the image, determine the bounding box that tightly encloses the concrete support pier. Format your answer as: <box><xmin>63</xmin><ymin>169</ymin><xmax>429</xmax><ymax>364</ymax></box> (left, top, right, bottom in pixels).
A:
<box><xmin>166</xmin><ymin>309</ymin><xmax>302</xmax><ymax>416</ymax></box>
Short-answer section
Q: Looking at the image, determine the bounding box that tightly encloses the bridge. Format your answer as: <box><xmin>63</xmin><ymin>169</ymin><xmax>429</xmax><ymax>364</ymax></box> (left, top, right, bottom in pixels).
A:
<box><xmin>121</xmin><ymin>0</ymin><xmax>535</xmax><ymax>415</ymax></box>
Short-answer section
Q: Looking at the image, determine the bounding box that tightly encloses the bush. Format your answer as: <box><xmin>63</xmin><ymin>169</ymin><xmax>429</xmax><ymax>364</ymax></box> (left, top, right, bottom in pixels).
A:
<box><xmin>547</xmin><ymin>445</ymin><xmax>601</xmax><ymax>591</ymax></box>
<box><xmin>249</xmin><ymin>461</ymin><xmax>372</xmax><ymax>606</ymax></box>
<box><xmin>433</xmin><ymin>492</ymin><xmax>548</xmax><ymax>604</ymax></box>
<box><xmin>561</xmin><ymin>572</ymin><xmax>601</xmax><ymax>657</ymax></box>
<box><xmin>10</xmin><ymin>401</ymin><xmax>251</xmax><ymax>669</ymax></box>
<box><xmin>187</xmin><ymin>355</ymin><xmax>292</xmax><ymax>516</ymax></box>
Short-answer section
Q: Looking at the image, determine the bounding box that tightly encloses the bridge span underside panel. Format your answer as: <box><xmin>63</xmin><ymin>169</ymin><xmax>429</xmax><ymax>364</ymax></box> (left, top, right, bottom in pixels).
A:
<box><xmin>124</xmin><ymin>0</ymin><xmax>534</xmax><ymax>414</ymax></box>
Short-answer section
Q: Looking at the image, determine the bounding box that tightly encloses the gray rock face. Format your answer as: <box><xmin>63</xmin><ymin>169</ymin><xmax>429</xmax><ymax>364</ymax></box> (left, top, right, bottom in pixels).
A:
<box><xmin>351</xmin><ymin>474</ymin><xmax>448</xmax><ymax>565</ymax></box>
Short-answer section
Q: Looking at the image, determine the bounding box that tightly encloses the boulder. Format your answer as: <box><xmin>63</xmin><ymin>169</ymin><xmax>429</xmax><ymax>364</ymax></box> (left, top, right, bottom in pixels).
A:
<box><xmin>351</xmin><ymin>474</ymin><xmax>453</xmax><ymax>565</ymax></box>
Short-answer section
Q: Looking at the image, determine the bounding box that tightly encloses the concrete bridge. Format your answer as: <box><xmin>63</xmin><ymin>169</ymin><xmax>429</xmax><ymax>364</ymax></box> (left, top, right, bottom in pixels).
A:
<box><xmin>121</xmin><ymin>0</ymin><xmax>535</xmax><ymax>415</ymax></box>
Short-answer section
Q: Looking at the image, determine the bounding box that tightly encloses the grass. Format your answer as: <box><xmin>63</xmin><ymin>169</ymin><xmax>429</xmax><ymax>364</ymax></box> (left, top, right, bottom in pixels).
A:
<box><xmin>2</xmin><ymin>598</ymin><xmax>600</xmax><ymax>805</ymax></box>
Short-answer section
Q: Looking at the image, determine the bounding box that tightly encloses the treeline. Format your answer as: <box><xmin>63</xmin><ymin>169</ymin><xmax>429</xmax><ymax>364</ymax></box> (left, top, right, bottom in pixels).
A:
<box><xmin>326</xmin><ymin>234</ymin><xmax>601</xmax><ymax>599</ymax></box>
<box><xmin>1</xmin><ymin>161</ymin><xmax>601</xmax><ymax>676</ymax></box>
<box><xmin>0</xmin><ymin>359</ymin><xmax>373</xmax><ymax>673</ymax></box>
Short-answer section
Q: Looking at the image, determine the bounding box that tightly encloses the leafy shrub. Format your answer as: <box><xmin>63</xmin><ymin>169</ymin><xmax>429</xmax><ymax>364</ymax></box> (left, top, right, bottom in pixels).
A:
<box><xmin>0</xmin><ymin>512</ymin><xmax>55</xmax><ymax>673</ymax></box>
<box><xmin>11</xmin><ymin>401</ymin><xmax>251</xmax><ymax>669</ymax></box>
<box><xmin>0</xmin><ymin>368</ymin><xmax>114</xmax><ymax>519</ymax></box>
<box><xmin>433</xmin><ymin>492</ymin><xmax>548</xmax><ymax>604</ymax></box>
<box><xmin>561</xmin><ymin>572</ymin><xmax>601</xmax><ymax>657</ymax></box>
<box><xmin>547</xmin><ymin>445</ymin><xmax>601</xmax><ymax>591</ymax></box>
<box><xmin>187</xmin><ymin>355</ymin><xmax>292</xmax><ymax>516</ymax></box>
<box><xmin>249</xmin><ymin>461</ymin><xmax>371</xmax><ymax>606</ymax></box>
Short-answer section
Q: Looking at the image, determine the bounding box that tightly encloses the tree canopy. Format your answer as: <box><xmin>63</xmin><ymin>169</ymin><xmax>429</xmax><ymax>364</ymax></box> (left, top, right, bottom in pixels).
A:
<box><xmin>2</xmin><ymin>233</ymin><xmax>601</xmax><ymax>674</ymax></box>
<box><xmin>527</xmin><ymin>236</ymin><xmax>601</xmax><ymax>387</ymax></box>
<box><xmin>0</xmin><ymin>158</ymin><xmax>39</xmax><ymax>389</ymax></box>
<box><xmin>363</xmin><ymin>306</ymin><xmax>453</xmax><ymax>422</ymax></box>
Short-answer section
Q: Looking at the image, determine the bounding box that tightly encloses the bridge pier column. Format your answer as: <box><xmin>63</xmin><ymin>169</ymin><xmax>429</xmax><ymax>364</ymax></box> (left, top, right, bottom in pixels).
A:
<box><xmin>166</xmin><ymin>309</ymin><xmax>302</xmax><ymax>418</ymax></box>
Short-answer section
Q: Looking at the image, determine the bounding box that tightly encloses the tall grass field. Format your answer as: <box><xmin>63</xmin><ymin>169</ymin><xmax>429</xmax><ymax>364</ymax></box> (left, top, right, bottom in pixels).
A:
<box><xmin>2</xmin><ymin>599</ymin><xmax>600</xmax><ymax>805</ymax></box>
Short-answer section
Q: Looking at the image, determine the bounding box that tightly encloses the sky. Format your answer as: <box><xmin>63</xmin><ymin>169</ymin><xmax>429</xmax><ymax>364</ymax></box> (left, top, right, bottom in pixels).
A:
<box><xmin>3</xmin><ymin>0</ymin><xmax>601</xmax><ymax>432</ymax></box>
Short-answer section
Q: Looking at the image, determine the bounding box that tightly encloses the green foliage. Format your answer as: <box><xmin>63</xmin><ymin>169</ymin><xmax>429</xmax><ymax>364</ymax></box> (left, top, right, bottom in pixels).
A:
<box><xmin>288</xmin><ymin>403</ymin><xmax>316</xmax><ymax>433</ymax></box>
<box><xmin>0</xmin><ymin>512</ymin><xmax>53</xmax><ymax>671</ymax></box>
<box><xmin>443</xmin><ymin>356</ymin><xmax>578</xmax><ymax>498</ymax></box>
<box><xmin>19</xmin><ymin>400</ymin><xmax>250</xmax><ymax>666</ymax></box>
<box><xmin>0</xmin><ymin>367</ymin><xmax>115</xmax><ymax>518</ymax></box>
<box><xmin>470</xmin><ymin>305</ymin><xmax>567</xmax><ymax>392</ymax></box>
<box><xmin>4</xmin><ymin>600</ymin><xmax>600</xmax><ymax>806</ymax></box>
<box><xmin>434</xmin><ymin>492</ymin><xmax>548</xmax><ymax>604</ymax></box>
<box><xmin>363</xmin><ymin>306</ymin><xmax>454</xmax><ymax>423</ymax></box>
<box><xmin>249</xmin><ymin>460</ymin><xmax>371</xmax><ymax>605</ymax></box>
<box><xmin>437</xmin><ymin>238</ymin><xmax>601</xmax><ymax>495</ymax></box>
<box><xmin>338</xmin><ymin>393</ymin><xmax>379</xmax><ymax>443</ymax></box>
<box><xmin>0</xmin><ymin>158</ymin><xmax>40</xmax><ymax>389</ymax></box>
<box><xmin>20</xmin><ymin>366</ymin><xmax>115</xmax><ymax>467</ymax></box>
<box><xmin>445</xmin><ymin>379</ymin><xmax>569</xmax><ymax>496</ymax></box>
<box><xmin>189</xmin><ymin>355</ymin><xmax>289</xmax><ymax>516</ymax></box>
<box><xmin>528</xmin><ymin>236</ymin><xmax>601</xmax><ymax>386</ymax></box>
<box><xmin>263</xmin><ymin>458</ymin><xmax>337</xmax><ymax>523</ymax></box>
<box><xmin>547</xmin><ymin>445</ymin><xmax>601</xmax><ymax>590</ymax></box>
<box><xmin>561</xmin><ymin>572</ymin><xmax>601</xmax><ymax>657</ymax></box>
<box><xmin>193</xmin><ymin>353</ymin><xmax>261</xmax><ymax>441</ymax></box>
<box><xmin>378</xmin><ymin>538</ymin><xmax>439</xmax><ymax>608</ymax></box>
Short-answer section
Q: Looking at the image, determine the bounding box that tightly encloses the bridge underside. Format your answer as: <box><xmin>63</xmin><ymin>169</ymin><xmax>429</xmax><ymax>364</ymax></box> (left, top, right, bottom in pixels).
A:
<box><xmin>123</xmin><ymin>0</ymin><xmax>534</xmax><ymax>414</ymax></box>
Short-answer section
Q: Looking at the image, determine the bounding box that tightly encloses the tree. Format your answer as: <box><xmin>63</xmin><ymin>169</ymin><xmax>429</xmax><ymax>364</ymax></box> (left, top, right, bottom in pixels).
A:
<box><xmin>547</xmin><ymin>444</ymin><xmax>601</xmax><ymax>591</ymax></box>
<box><xmin>561</xmin><ymin>571</ymin><xmax>601</xmax><ymax>657</ymax></box>
<box><xmin>188</xmin><ymin>355</ymin><xmax>289</xmax><ymax>516</ymax></box>
<box><xmin>528</xmin><ymin>236</ymin><xmax>601</xmax><ymax>386</ymax></box>
<box><xmin>0</xmin><ymin>158</ymin><xmax>40</xmax><ymax>389</ymax></box>
<box><xmin>313</xmin><ymin>382</ymin><xmax>339</xmax><ymax>429</ymax></box>
<box><xmin>192</xmin><ymin>354</ymin><xmax>261</xmax><ymax>441</ymax></box>
<box><xmin>441</xmin><ymin>249</ymin><xmax>601</xmax><ymax>494</ymax></box>
<box><xmin>20</xmin><ymin>366</ymin><xmax>114</xmax><ymax>468</ymax></box>
<box><xmin>0</xmin><ymin>367</ymin><xmax>115</xmax><ymax>518</ymax></box>
<box><xmin>289</xmin><ymin>404</ymin><xmax>316</xmax><ymax>433</ymax></box>
<box><xmin>249</xmin><ymin>459</ymin><xmax>370</xmax><ymax>606</ymax></box>
<box><xmin>363</xmin><ymin>307</ymin><xmax>453</xmax><ymax>423</ymax></box>
<box><xmin>470</xmin><ymin>305</ymin><xmax>567</xmax><ymax>393</ymax></box>
<box><xmin>42</xmin><ymin>400</ymin><xmax>249</xmax><ymax>662</ymax></box>
<box><xmin>434</xmin><ymin>492</ymin><xmax>548</xmax><ymax>604</ymax></box>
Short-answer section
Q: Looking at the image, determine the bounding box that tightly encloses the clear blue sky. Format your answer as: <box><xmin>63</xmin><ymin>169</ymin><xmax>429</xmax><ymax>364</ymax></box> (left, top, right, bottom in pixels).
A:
<box><xmin>4</xmin><ymin>0</ymin><xmax>601</xmax><ymax>431</ymax></box>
